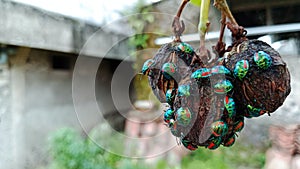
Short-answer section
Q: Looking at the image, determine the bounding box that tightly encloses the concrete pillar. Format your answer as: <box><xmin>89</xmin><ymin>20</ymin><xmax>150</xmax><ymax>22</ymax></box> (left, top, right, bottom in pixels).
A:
<box><xmin>9</xmin><ymin>47</ymin><xmax>30</xmax><ymax>169</ymax></box>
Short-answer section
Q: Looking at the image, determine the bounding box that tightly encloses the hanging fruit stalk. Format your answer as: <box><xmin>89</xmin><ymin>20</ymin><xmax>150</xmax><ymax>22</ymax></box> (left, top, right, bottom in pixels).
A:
<box><xmin>141</xmin><ymin>0</ymin><xmax>291</xmax><ymax>151</ymax></box>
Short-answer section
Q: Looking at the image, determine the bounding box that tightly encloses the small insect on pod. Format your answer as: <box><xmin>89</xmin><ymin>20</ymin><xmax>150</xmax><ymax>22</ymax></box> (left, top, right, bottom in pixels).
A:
<box><xmin>233</xmin><ymin>118</ymin><xmax>244</xmax><ymax>132</ymax></box>
<box><xmin>246</xmin><ymin>105</ymin><xmax>265</xmax><ymax>118</ymax></box>
<box><xmin>223</xmin><ymin>134</ymin><xmax>236</xmax><ymax>147</ymax></box>
<box><xmin>166</xmin><ymin>89</ymin><xmax>176</xmax><ymax>106</ymax></box>
<box><xmin>164</xmin><ymin>109</ymin><xmax>175</xmax><ymax>124</ymax></box>
<box><xmin>141</xmin><ymin>59</ymin><xmax>155</xmax><ymax>76</ymax></box>
<box><xmin>161</xmin><ymin>63</ymin><xmax>177</xmax><ymax>79</ymax></box>
<box><xmin>176</xmin><ymin>107</ymin><xmax>192</xmax><ymax>127</ymax></box>
<box><xmin>207</xmin><ymin>137</ymin><xmax>222</xmax><ymax>150</ymax></box>
<box><xmin>181</xmin><ymin>138</ymin><xmax>198</xmax><ymax>151</ymax></box>
<box><xmin>170</xmin><ymin>121</ymin><xmax>181</xmax><ymax>137</ymax></box>
<box><xmin>224</xmin><ymin>96</ymin><xmax>236</xmax><ymax>118</ymax></box>
<box><xmin>211</xmin><ymin>120</ymin><xmax>228</xmax><ymax>137</ymax></box>
<box><xmin>191</xmin><ymin>68</ymin><xmax>211</xmax><ymax>79</ymax></box>
<box><xmin>211</xmin><ymin>65</ymin><xmax>231</xmax><ymax>75</ymax></box>
<box><xmin>177</xmin><ymin>42</ymin><xmax>194</xmax><ymax>54</ymax></box>
<box><xmin>213</xmin><ymin>80</ymin><xmax>233</xmax><ymax>94</ymax></box>
<box><xmin>253</xmin><ymin>51</ymin><xmax>272</xmax><ymax>69</ymax></box>
<box><xmin>177</xmin><ymin>85</ymin><xmax>190</xmax><ymax>97</ymax></box>
<box><xmin>234</xmin><ymin>59</ymin><xmax>249</xmax><ymax>80</ymax></box>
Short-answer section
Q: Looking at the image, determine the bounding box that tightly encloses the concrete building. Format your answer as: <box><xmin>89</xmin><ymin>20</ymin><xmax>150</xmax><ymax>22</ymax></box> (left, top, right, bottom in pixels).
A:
<box><xmin>0</xmin><ymin>0</ymin><xmax>134</xmax><ymax>168</ymax></box>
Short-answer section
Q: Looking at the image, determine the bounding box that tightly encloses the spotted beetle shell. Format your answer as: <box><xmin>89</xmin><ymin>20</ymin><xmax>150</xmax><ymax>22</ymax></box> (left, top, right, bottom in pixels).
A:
<box><xmin>211</xmin><ymin>120</ymin><xmax>228</xmax><ymax>137</ymax></box>
<box><xmin>166</xmin><ymin>89</ymin><xmax>176</xmax><ymax>105</ymax></box>
<box><xmin>177</xmin><ymin>42</ymin><xmax>194</xmax><ymax>54</ymax></box>
<box><xmin>233</xmin><ymin>119</ymin><xmax>244</xmax><ymax>132</ymax></box>
<box><xmin>211</xmin><ymin>65</ymin><xmax>231</xmax><ymax>75</ymax></box>
<box><xmin>223</xmin><ymin>135</ymin><xmax>235</xmax><ymax>147</ymax></box>
<box><xmin>178</xmin><ymin>85</ymin><xmax>190</xmax><ymax>97</ymax></box>
<box><xmin>254</xmin><ymin>51</ymin><xmax>272</xmax><ymax>69</ymax></box>
<box><xmin>213</xmin><ymin>80</ymin><xmax>233</xmax><ymax>94</ymax></box>
<box><xmin>181</xmin><ymin>138</ymin><xmax>198</xmax><ymax>151</ymax></box>
<box><xmin>162</xmin><ymin>62</ymin><xmax>177</xmax><ymax>79</ymax></box>
<box><xmin>164</xmin><ymin>109</ymin><xmax>174</xmax><ymax>123</ymax></box>
<box><xmin>207</xmin><ymin>137</ymin><xmax>222</xmax><ymax>150</ymax></box>
<box><xmin>191</xmin><ymin>68</ymin><xmax>211</xmax><ymax>79</ymax></box>
<box><xmin>224</xmin><ymin>96</ymin><xmax>236</xmax><ymax>118</ymax></box>
<box><xmin>176</xmin><ymin>107</ymin><xmax>192</xmax><ymax>126</ymax></box>
<box><xmin>246</xmin><ymin>105</ymin><xmax>265</xmax><ymax>118</ymax></box>
<box><xmin>234</xmin><ymin>60</ymin><xmax>249</xmax><ymax>80</ymax></box>
<box><xmin>141</xmin><ymin>59</ymin><xmax>154</xmax><ymax>75</ymax></box>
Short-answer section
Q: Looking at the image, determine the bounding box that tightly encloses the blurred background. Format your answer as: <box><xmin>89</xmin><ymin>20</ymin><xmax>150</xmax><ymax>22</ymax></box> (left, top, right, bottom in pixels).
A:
<box><xmin>0</xmin><ymin>0</ymin><xmax>299</xmax><ymax>168</ymax></box>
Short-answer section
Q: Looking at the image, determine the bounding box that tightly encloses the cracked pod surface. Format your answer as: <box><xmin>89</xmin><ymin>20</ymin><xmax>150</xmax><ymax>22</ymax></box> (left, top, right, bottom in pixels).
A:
<box><xmin>142</xmin><ymin>39</ymin><xmax>291</xmax><ymax>150</ymax></box>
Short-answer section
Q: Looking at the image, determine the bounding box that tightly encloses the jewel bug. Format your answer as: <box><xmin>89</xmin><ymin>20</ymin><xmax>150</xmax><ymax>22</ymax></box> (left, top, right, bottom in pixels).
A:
<box><xmin>141</xmin><ymin>59</ymin><xmax>154</xmax><ymax>76</ymax></box>
<box><xmin>213</xmin><ymin>80</ymin><xmax>233</xmax><ymax>94</ymax></box>
<box><xmin>178</xmin><ymin>85</ymin><xmax>190</xmax><ymax>97</ymax></box>
<box><xmin>164</xmin><ymin>109</ymin><xmax>174</xmax><ymax>124</ymax></box>
<box><xmin>233</xmin><ymin>119</ymin><xmax>244</xmax><ymax>132</ymax></box>
<box><xmin>191</xmin><ymin>68</ymin><xmax>211</xmax><ymax>79</ymax></box>
<box><xmin>206</xmin><ymin>137</ymin><xmax>222</xmax><ymax>150</ymax></box>
<box><xmin>161</xmin><ymin>63</ymin><xmax>177</xmax><ymax>79</ymax></box>
<box><xmin>223</xmin><ymin>134</ymin><xmax>235</xmax><ymax>147</ymax></box>
<box><xmin>224</xmin><ymin>96</ymin><xmax>236</xmax><ymax>118</ymax></box>
<box><xmin>234</xmin><ymin>59</ymin><xmax>249</xmax><ymax>80</ymax></box>
<box><xmin>176</xmin><ymin>107</ymin><xmax>192</xmax><ymax>126</ymax></box>
<box><xmin>246</xmin><ymin>105</ymin><xmax>264</xmax><ymax>118</ymax></box>
<box><xmin>177</xmin><ymin>42</ymin><xmax>194</xmax><ymax>54</ymax></box>
<box><xmin>211</xmin><ymin>120</ymin><xmax>228</xmax><ymax>137</ymax></box>
<box><xmin>254</xmin><ymin>51</ymin><xmax>272</xmax><ymax>69</ymax></box>
<box><xmin>166</xmin><ymin>89</ymin><xmax>176</xmax><ymax>105</ymax></box>
<box><xmin>211</xmin><ymin>65</ymin><xmax>231</xmax><ymax>75</ymax></box>
<box><xmin>170</xmin><ymin>121</ymin><xmax>181</xmax><ymax>137</ymax></box>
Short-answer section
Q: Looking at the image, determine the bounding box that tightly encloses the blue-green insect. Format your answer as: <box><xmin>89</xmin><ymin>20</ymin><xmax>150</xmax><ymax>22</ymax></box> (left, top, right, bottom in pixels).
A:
<box><xmin>181</xmin><ymin>137</ymin><xmax>198</xmax><ymax>151</ymax></box>
<box><xmin>211</xmin><ymin>120</ymin><xmax>228</xmax><ymax>137</ymax></box>
<box><xmin>206</xmin><ymin>136</ymin><xmax>222</xmax><ymax>150</ymax></box>
<box><xmin>234</xmin><ymin>60</ymin><xmax>249</xmax><ymax>80</ymax></box>
<box><xmin>223</xmin><ymin>134</ymin><xmax>235</xmax><ymax>147</ymax></box>
<box><xmin>211</xmin><ymin>65</ymin><xmax>231</xmax><ymax>75</ymax></box>
<box><xmin>162</xmin><ymin>63</ymin><xmax>177</xmax><ymax>79</ymax></box>
<box><xmin>224</xmin><ymin>96</ymin><xmax>236</xmax><ymax>118</ymax></box>
<box><xmin>254</xmin><ymin>51</ymin><xmax>272</xmax><ymax>69</ymax></box>
<box><xmin>166</xmin><ymin>89</ymin><xmax>176</xmax><ymax>105</ymax></box>
<box><xmin>191</xmin><ymin>68</ymin><xmax>211</xmax><ymax>79</ymax></box>
<box><xmin>246</xmin><ymin>105</ymin><xmax>265</xmax><ymax>118</ymax></box>
<box><xmin>233</xmin><ymin>119</ymin><xmax>244</xmax><ymax>132</ymax></box>
<box><xmin>213</xmin><ymin>80</ymin><xmax>233</xmax><ymax>94</ymax></box>
<box><xmin>178</xmin><ymin>85</ymin><xmax>190</xmax><ymax>97</ymax></box>
<box><xmin>141</xmin><ymin>59</ymin><xmax>154</xmax><ymax>75</ymax></box>
<box><xmin>164</xmin><ymin>109</ymin><xmax>174</xmax><ymax>124</ymax></box>
<box><xmin>177</xmin><ymin>42</ymin><xmax>194</xmax><ymax>54</ymax></box>
<box><xmin>170</xmin><ymin>121</ymin><xmax>181</xmax><ymax>137</ymax></box>
<box><xmin>176</xmin><ymin>107</ymin><xmax>192</xmax><ymax>127</ymax></box>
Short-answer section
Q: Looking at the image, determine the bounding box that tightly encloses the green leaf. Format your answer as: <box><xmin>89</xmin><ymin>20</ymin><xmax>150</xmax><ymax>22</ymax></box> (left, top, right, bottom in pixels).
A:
<box><xmin>190</xmin><ymin>0</ymin><xmax>202</xmax><ymax>6</ymax></box>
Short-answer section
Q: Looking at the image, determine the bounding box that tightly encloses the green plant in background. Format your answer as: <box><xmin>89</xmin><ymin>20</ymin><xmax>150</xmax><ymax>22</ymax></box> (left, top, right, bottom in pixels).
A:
<box><xmin>181</xmin><ymin>142</ymin><xmax>266</xmax><ymax>169</ymax></box>
<box><xmin>46</xmin><ymin>128</ymin><xmax>154</xmax><ymax>169</ymax></box>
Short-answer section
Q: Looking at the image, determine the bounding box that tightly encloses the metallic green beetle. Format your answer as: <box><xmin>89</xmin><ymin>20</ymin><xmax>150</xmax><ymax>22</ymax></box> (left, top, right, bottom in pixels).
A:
<box><xmin>164</xmin><ymin>109</ymin><xmax>174</xmax><ymax>124</ymax></box>
<box><xmin>234</xmin><ymin>119</ymin><xmax>244</xmax><ymax>132</ymax></box>
<box><xmin>191</xmin><ymin>68</ymin><xmax>211</xmax><ymax>79</ymax></box>
<box><xmin>211</xmin><ymin>65</ymin><xmax>231</xmax><ymax>75</ymax></box>
<box><xmin>254</xmin><ymin>51</ymin><xmax>272</xmax><ymax>69</ymax></box>
<box><xmin>213</xmin><ymin>80</ymin><xmax>233</xmax><ymax>94</ymax></box>
<box><xmin>224</xmin><ymin>96</ymin><xmax>236</xmax><ymax>118</ymax></box>
<box><xmin>176</xmin><ymin>107</ymin><xmax>192</xmax><ymax>127</ymax></box>
<box><xmin>178</xmin><ymin>85</ymin><xmax>190</xmax><ymax>97</ymax></box>
<box><xmin>223</xmin><ymin>134</ymin><xmax>235</xmax><ymax>147</ymax></box>
<box><xmin>211</xmin><ymin>120</ymin><xmax>228</xmax><ymax>137</ymax></box>
<box><xmin>141</xmin><ymin>59</ymin><xmax>154</xmax><ymax>75</ymax></box>
<box><xmin>166</xmin><ymin>89</ymin><xmax>176</xmax><ymax>105</ymax></box>
<box><xmin>162</xmin><ymin>62</ymin><xmax>177</xmax><ymax>79</ymax></box>
<box><xmin>246</xmin><ymin>104</ymin><xmax>264</xmax><ymax>118</ymax></box>
<box><xmin>206</xmin><ymin>137</ymin><xmax>222</xmax><ymax>150</ymax></box>
<box><xmin>234</xmin><ymin>60</ymin><xmax>249</xmax><ymax>80</ymax></box>
<box><xmin>177</xmin><ymin>42</ymin><xmax>194</xmax><ymax>54</ymax></box>
<box><xmin>181</xmin><ymin>138</ymin><xmax>198</xmax><ymax>151</ymax></box>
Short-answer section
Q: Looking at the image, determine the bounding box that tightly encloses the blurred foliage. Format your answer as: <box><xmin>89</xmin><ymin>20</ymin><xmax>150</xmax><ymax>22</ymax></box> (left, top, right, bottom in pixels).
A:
<box><xmin>181</xmin><ymin>142</ymin><xmax>266</xmax><ymax>169</ymax></box>
<box><xmin>47</xmin><ymin>128</ymin><xmax>149</xmax><ymax>169</ymax></box>
<box><xmin>46</xmin><ymin>127</ymin><xmax>266</xmax><ymax>169</ymax></box>
<box><xmin>123</xmin><ymin>0</ymin><xmax>154</xmax><ymax>50</ymax></box>
<box><xmin>190</xmin><ymin>0</ymin><xmax>202</xmax><ymax>6</ymax></box>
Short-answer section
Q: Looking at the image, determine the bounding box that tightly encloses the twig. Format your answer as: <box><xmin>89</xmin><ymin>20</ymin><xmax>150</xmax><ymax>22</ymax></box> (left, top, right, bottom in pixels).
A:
<box><xmin>172</xmin><ymin>0</ymin><xmax>190</xmax><ymax>42</ymax></box>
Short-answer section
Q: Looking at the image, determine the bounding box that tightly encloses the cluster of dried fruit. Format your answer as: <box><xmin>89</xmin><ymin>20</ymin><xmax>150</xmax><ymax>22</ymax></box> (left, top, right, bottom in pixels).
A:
<box><xmin>141</xmin><ymin>0</ymin><xmax>291</xmax><ymax>151</ymax></box>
